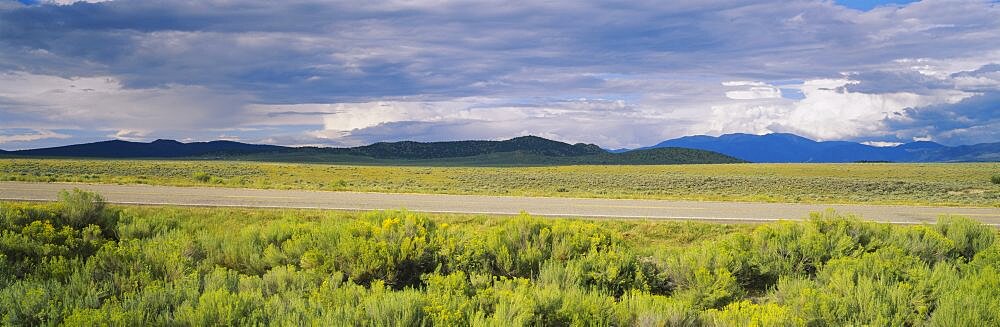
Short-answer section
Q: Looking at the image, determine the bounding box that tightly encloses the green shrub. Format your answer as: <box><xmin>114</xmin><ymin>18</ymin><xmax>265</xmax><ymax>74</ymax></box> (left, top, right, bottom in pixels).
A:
<box><xmin>0</xmin><ymin>279</ymin><xmax>65</xmax><ymax>326</ymax></box>
<box><xmin>192</xmin><ymin>171</ymin><xmax>211</xmax><ymax>183</ymax></box>
<box><xmin>57</xmin><ymin>189</ymin><xmax>115</xmax><ymax>232</ymax></box>
<box><xmin>930</xmin><ymin>266</ymin><xmax>1000</xmax><ymax>325</ymax></box>
<box><xmin>334</xmin><ymin>211</ymin><xmax>441</xmax><ymax>288</ymax></box>
<box><xmin>703</xmin><ymin>300</ymin><xmax>802</xmax><ymax>326</ymax></box>
<box><xmin>991</xmin><ymin>175</ymin><xmax>1000</xmax><ymax>184</ymax></box>
<box><xmin>175</xmin><ymin>288</ymin><xmax>267</xmax><ymax>326</ymax></box>
<box><xmin>935</xmin><ymin>216</ymin><xmax>996</xmax><ymax>261</ymax></box>
<box><xmin>358</xmin><ymin>284</ymin><xmax>428</xmax><ymax>326</ymax></box>
<box><xmin>617</xmin><ymin>291</ymin><xmax>696</xmax><ymax>326</ymax></box>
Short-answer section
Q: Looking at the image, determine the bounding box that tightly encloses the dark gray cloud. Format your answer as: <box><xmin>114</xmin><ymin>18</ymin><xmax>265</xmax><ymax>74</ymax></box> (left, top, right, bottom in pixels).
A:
<box><xmin>843</xmin><ymin>71</ymin><xmax>953</xmax><ymax>94</ymax></box>
<box><xmin>7</xmin><ymin>0</ymin><xmax>993</xmax><ymax>100</ymax></box>
<box><xmin>885</xmin><ymin>91</ymin><xmax>1000</xmax><ymax>145</ymax></box>
<box><xmin>0</xmin><ymin>0</ymin><xmax>998</xmax><ymax>148</ymax></box>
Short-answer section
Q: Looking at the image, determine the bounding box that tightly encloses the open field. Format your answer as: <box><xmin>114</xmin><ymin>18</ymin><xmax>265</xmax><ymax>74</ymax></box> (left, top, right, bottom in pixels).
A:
<box><xmin>1</xmin><ymin>158</ymin><xmax>998</xmax><ymax>207</ymax></box>
<box><xmin>2</xmin><ymin>192</ymin><xmax>1000</xmax><ymax>325</ymax></box>
<box><xmin>3</xmin><ymin>181</ymin><xmax>998</xmax><ymax>225</ymax></box>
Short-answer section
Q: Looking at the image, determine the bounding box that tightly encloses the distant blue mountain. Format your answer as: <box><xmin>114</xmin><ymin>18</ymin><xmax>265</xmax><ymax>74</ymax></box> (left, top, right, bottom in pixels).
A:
<box><xmin>640</xmin><ymin>133</ymin><xmax>999</xmax><ymax>163</ymax></box>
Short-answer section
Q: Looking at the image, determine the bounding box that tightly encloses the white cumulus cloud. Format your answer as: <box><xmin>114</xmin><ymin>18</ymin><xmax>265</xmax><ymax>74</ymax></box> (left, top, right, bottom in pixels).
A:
<box><xmin>0</xmin><ymin>129</ymin><xmax>70</xmax><ymax>144</ymax></box>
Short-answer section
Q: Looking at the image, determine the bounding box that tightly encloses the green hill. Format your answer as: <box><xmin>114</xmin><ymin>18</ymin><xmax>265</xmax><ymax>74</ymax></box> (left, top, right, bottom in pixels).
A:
<box><xmin>4</xmin><ymin>135</ymin><xmax>743</xmax><ymax>165</ymax></box>
<box><xmin>350</xmin><ymin>135</ymin><xmax>605</xmax><ymax>159</ymax></box>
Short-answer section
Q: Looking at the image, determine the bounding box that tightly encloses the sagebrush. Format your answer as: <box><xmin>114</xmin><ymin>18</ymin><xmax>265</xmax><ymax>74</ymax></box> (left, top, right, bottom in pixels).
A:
<box><xmin>1</xmin><ymin>194</ymin><xmax>999</xmax><ymax>325</ymax></box>
<box><xmin>2</xmin><ymin>159</ymin><xmax>998</xmax><ymax>206</ymax></box>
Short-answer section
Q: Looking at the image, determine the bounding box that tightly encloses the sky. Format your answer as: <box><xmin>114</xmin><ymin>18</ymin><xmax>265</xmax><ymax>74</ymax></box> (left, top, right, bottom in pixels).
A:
<box><xmin>0</xmin><ymin>0</ymin><xmax>998</xmax><ymax>150</ymax></box>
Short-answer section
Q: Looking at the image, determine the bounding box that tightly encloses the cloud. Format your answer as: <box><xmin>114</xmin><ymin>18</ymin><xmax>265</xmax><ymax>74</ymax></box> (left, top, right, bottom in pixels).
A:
<box><xmin>0</xmin><ymin>72</ymin><xmax>252</xmax><ymax>131</ymax></box>
<box><xmin>111</xmin><ymin>129</ymin><xmax>149</xmax><ymax>142</ymax></box>
<box><xmin>304</xmin><ymin>98</ymin><xmax>672</xmax><ymax>149</ymax></box>
<box><xmin>703</xmin><ymin>76</ymin><xmax>974</xmax><ymax>142</ymax></box>
<box><xmin>0</xmin><ymin>128</ymin><xmax>70</xmax><ymax>143</ymax></box>
<box><xmin>861</xmin><ymin>141</ymin><xmax>904</xmax><ymax>147</ymax></box>
<box><xmin>951</xmin><ymin>64</ymin><xmax>1000</xmax><ymax>92</ymax></box>
<box><xmin>843</xmin><ymin>70</ymin><xmax>954</xmax><ymax>95</ymax></box>
<box><xmin>724</xmin><ymin>81</ymin><xmax>783</xmax><ymax>100</ymax></box>
<box><xmin>884</xmin><ymin>91</ymin><xmax>1000</xmax><ymax>145</ymax></box>
<box><xmin>0</xmin><ymin>0</ymin><xmax>997</xmax><ymax>148</ymax></box>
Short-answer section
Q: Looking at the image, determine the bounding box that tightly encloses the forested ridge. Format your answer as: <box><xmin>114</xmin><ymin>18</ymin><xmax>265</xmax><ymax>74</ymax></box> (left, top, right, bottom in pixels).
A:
<box><xmin>2</xmin><ymin>190</ymin><xmax>999</xmax><ymax>325</ymax></box>
<box><xmin>350</xmin><ymin>136</ymin><xmax>605</xmax><ymax>159</ymax></box>
<box><xmin>5</xmin><ymin>136</ymin><xmax>607</xmax><ymax>159</ymax></box>
<box><xmin>3</xmin><ymin>136</ymin><xmax>745</xmax><ymax>165</ymax></box>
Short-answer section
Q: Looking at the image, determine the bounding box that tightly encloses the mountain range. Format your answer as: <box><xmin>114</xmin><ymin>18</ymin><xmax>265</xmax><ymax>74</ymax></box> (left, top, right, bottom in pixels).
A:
<box><xmin>640</xmin><ymin>133</ymin><xmax>1000</xmax><ymax>163</ymax></box>
<box><xmin>0</xmin><ymin>136</ymin><xmax>744</xmax><ymax>165</ymax></box>
<box><xmin>1</xmin><ymin>139</ymin><xmax>285</xmax><ymax>158</ymax></box>
<box><xmin>2</xmin><ymin>133</ymin><xmax>997</xmax><ymax>163</ymax></box>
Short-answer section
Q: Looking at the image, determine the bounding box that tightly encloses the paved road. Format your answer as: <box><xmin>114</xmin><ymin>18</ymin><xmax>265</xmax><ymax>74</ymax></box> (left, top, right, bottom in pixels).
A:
<box><xmin>1</xmin><ymin>181</ymin><xmax>998</xmax><ymax>225</ymax></box>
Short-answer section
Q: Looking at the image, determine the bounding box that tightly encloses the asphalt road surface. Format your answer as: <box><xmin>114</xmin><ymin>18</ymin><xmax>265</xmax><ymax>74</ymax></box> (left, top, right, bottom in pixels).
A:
<box><xmin>1</xmin><ymin>181</ymin><xmax>998</xmax><ymax>225</ymax></box>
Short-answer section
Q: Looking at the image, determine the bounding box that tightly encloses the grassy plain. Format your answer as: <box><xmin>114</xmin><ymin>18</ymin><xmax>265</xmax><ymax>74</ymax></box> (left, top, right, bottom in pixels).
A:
<box><xmin>3</xmin><ymin>192</ymin><xmax>1000</xmax><ymax>325</ymax></box>
<box><xmin>1</xmin><ymin>158</ymin><xmax>998</xmax><ymax>207</ymax></box>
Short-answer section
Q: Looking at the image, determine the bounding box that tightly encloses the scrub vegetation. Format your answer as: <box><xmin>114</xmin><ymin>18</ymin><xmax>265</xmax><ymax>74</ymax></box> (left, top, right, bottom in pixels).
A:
<box><xmin>1</xmin><ymin>159</ymin><xmax>998</xmax><ymax>207</ymax></box>
<box><xmin>2</xmin><ymin>190</ymin><xmax>999</xmax><ymax>325</ymax></box>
